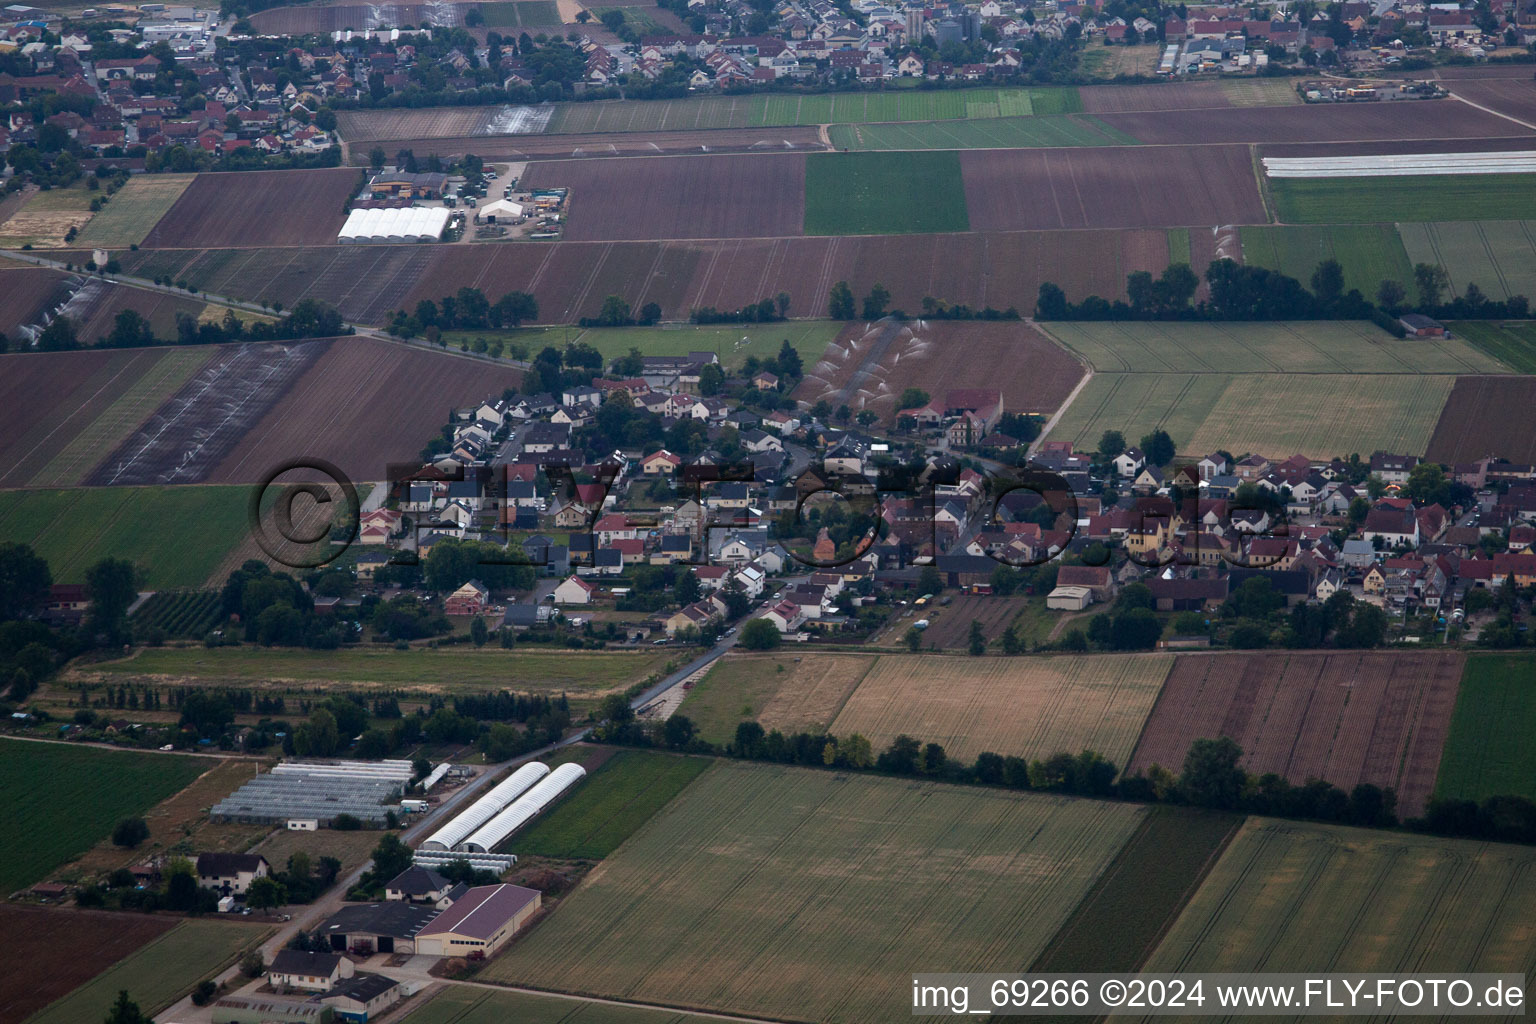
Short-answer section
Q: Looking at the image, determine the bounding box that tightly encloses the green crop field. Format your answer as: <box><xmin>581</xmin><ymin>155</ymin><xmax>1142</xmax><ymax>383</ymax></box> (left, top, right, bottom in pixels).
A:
<box><xmin>512</xmin><ymin>750</ymin><xmax>711</xmax><ymax>859</ymax></box>
<box><xmin>401</xmin><ymin>986</ymin><xmax>727</xmax><ymax>1024</ymax></box>
<box><xmin>543</xmin><ymin>87</ymin><xmax>1076</xmax><ymax>134</ymax></box>
<box><xmin>1166</xmin><ymin>227</ymin><xmax>1192</xmax><ymax>267</ymax></box>
<box><xmin>1270</xmin><ymin>174</ymin><xmax>1536</xmax><ymax>224</ymax></box>
<box><xmin>804</xmin><ymin>151</ymin><xmax>968</xmax><ymax>235</ymax></box>
<box><xmin>826</xmin><ymin>114</ymin><xmax>1137</xmax><ymax>150</ymax></box>
<box><xmin>1240</xmin><ymin>225</ymin><xmax>1414</xmax><ymax>299</ymax></box>
<box><xmin>73</xmin><ymin>174</ymin><xmax>197</xmax><ymax>249</ymax></box>
<box><xmin>677</xmin><ymin>652</ymin><xmax>876</xmax><ymax>746</ymax></box>
<box><xmin>487</xmin><ymin>762</ymin><xmax>1145</xmax><ymax>1023</ymax></box>
<box><xmin>84</xmin><ymin>646</ymin><xmax>671</xmax><ymax>702</ymax></box>
<box><xmin>478</xmin><ymin>0</ymin><xmax>561</xmax><ymax>26</ymax></box>
<box><xmin>0</xmin><ymin>739</ymin><xmax>213</xmax><ymax>893</ymax></box>
<box><xmin>455</xmin><ymin>320</ymin><xmax>841</xmax><ymax>372</ymax></box>
<box><xmin>1450</xmin><ymin>320</ymin><xmax>1536</xmax><ymax>374</ymax></box>
<box><xmin>1435</xmin><ymin>654</ymin><xmax>1536</xmax><ymax>802</ymax></box>
<box><xmin>1137</xmin><ymin>818</ymin><xmax>1536</xmax><ymax>980</ymax></box>
<box><xmin>1047</xmin><ymin>371</ymin><xmax>1454</xmax><ymax>459</ymax></box>
<box><xmin>1398</xmin><ymin>220</ymin><xmax>1536</xmax><ymax>302</ymax></box>
<box><xmin>0</xmin><ymin>486</ymin><xmax>249</xmax><ymax>589</ymax></box>
<box><xmin>1032</xmin><ymin>806</ymin><xmax>1240</xmax><ymax>973</ymax></box>
<box><xmin>24</xmin><ymin>918</ymin><xmax>263</xmax><ymax>1024</ymax></box>
<box><xmin>25</xmin><ymin>348</ymin><xmax>214</xmax><ymax>488</ymax></box>
<box><xmin>1041</xmin><ymin>320</ymin><xmax>1507</xmax><ymax>374</ymax></box>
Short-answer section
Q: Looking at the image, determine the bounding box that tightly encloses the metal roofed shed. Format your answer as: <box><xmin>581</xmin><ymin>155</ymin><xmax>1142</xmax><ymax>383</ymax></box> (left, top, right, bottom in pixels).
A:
<box><xmin>460</xmin><ymin>762</ymin><xmax>586</xmax><ymax>853</ymax></box>
<box><xmin>318</xmin><ymin>901</ymin><xmax>440</xmax><ymax>955</ymax></box>
<box><xmin>419</xmin><ymin>761</ymin><xmax>550</xmax><ymax>852</ymax></box>
<box><xmin>414</xmin><ymin>883</ymin><xmax>542</xmax><ymax>957</ymax></box>
<box><xmin>212</xmin><ymin>995</ymin><xmax>333</xmax><ymax>1024</ymax></box>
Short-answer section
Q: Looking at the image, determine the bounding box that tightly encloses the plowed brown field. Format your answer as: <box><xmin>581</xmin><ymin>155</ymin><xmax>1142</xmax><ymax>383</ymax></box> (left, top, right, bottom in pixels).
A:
<box><xmin>1426</xmin><ymin>375</ymin><xmax>1536</xmax><ymax>464</ymax></box>
<box><xmin>521</xmin><ymin>154</ymin><xmax>807</xmax><ymax>240</ymax></box>
<box><xmin>340</xmin><ymin>127</ymin><xmax>827</xmax><ymax>159</ymax></box>
<box><xmin>0</xmin><ymin>906</ymin><xmax>176</xmax><ymax>1024</ymax></box>
<box><xmin>1127</xmin><ymin>651</ymin><xmax>1464</xmax><ymax>817</ymax></box>
<box><xmin>1106</xmin><ymin>99</ymin><xmax>1531</xmax><ymax>145</ymax></box>
<box><xmin>143</xmin><ymin>168</ymin><xmax>358</xmax><ymax>248</ymax></box>
<box><xmin>960</xmin><ymin>146</ymin><xmax>1266</xmax><ymax>230</ymax></box>
<box><xmin>0</xmin><ymin>266</ymin><xmax>70</xmax><ymax>335</ymax></box>
<box><xmin>792</xmin><ymin>319</ymin><xmax>1085</xmax><ymax>423</ymax></box>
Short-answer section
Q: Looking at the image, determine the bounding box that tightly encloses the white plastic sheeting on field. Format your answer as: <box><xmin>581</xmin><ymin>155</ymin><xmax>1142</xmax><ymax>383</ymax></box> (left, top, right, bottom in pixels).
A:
<box><xmin>337</xmin><ymin>205</ymin><xmax>450</xmax><ymax>242</ymax></box>
<box><xmin>461</xmin><ymin>762</ymin><xmax>587</xmax><ymax>853</ymax></box>
<box><xmin>419</xmin><ymin>761</ymin><xmax>551</xmax><ymax>851</ymax></box>
<box><xmin>1263</xmin><ymin>151</ymin><xmax>1536</xmax><ymax>178</ymax></box>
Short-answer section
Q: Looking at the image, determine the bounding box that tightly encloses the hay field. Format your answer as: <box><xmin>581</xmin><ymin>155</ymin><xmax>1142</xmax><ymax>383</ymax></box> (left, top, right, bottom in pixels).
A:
<box><xmin>1129</xmin><ymin>818</ymin><xmax>1536</xmax><ymax>997</ymax></box>
<box><xmin>488</xmin><ymin>761</ymin><xmax>1146</xmax><ymax>1024</ymax></box>
<box><xmin>0</xmin><ymin>187</ymin><xmax>95</xmax><ymax>247</ymax></box>
<box><xmin>827</xmin><ymin>654</ymin><xmax>1172</xmax><ymax>766</ymax></box>
<box><xmin>678</xmin><ymin>652</ymin><xmax>876</xmax><ymax>747</ymax></box>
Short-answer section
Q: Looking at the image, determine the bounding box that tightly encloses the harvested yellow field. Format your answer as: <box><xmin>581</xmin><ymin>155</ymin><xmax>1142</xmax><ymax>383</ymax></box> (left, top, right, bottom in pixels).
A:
<box><xmin>828</xmin><ymin>654</ymin><xmax>1172</xmax><ymax>765</ymax></box>
<box><xmin>0</xmin><ymin>187</ymin><xmax>96</xmax><ymax>247</ymax></box>
<box><xmin>678</xmin><ymin>652</ymin><xmax>876</xmax><ymax>745</ymax></box>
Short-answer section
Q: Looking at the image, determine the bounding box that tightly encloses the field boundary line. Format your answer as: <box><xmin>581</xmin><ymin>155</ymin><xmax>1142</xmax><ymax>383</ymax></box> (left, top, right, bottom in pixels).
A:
<box><xmin>1251</xmin><ymin>143</ymin><xmax>1278</xmax><ymax>224</ymax></box>
<box><xmin>1448</xmin><ymin>91</ymin><xmax>1536</xmax><ymax>131</ymax></box>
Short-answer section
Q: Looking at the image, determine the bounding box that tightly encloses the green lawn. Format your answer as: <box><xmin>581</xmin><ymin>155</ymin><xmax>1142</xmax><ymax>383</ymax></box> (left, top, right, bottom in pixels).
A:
<box><xmin>1450</xmin><ymin>320</ymin><xmax>1536</xmax><ymax>374</ymax></box>
<box><xmin>1270</xmin><ymin>174</ymin><xmax>1536</xmax><ymax>224</ymax></box>
<box><xmin>804</xmin><ymin>151</ymin><xmax>969</xmax><ymax>235</ymax></box>
<box><xmin>0</xmin><ymin>486</ymin><xmax>250</xmax><ymax>589</ymax></box>
<box><xmin>1435</xmin><ymin>654</ymin><xmax>1536</xmax><ymax>802</ymax></box>
<box><xmin>24</xmin><ymin>918</ymin><xmax>263</xmax><ymax>1024</ymax></box>
<box><xmin>73</xmin><ymin>174</ymin><xmax>197</xmax><ymax>249</ymax></box>
<box><xmin>0</xmin><ymin>739</ymin><xmax>213</xmax><ymax>893</ymax></box>
<box><xmin>826</xmin><ymin>114</ymin><xmax>1136</xmax><ymax>150</ymax></box>
<box><xmin>1240</xmin><ymin>224</ymin><xmax>1414</xmax><ymax>299</ymax></box>
<box><xmin>511</xmin><ymin>749</ymin><xmax>711</xmax><ymax>859</ymax></box>
<box><xmin>450</xmin><ymin>320</ymin><xmax>842</xmax><ymax>373</ymax></box>
<box><xmin>86</xmin><ymin>646</ymin><xmax>671</xmax><ymax>701</ymax></box>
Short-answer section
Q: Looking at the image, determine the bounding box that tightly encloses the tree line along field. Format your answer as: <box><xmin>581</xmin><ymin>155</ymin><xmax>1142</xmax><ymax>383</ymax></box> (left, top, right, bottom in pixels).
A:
<box><xmin>485</xmin><ymin>761</ymin><xmax>1148</xmax><ymax>1024</ymax></box>
<box><xmin>402</xmin><ymin>985</ymin><xmax>732</xmax><ymax>1024</ymax></box>
<box><xmin>486</xmin><ymin>322</ymin><xmax>842</xmax><ymax>373</ymax></box>
<box><xmin>1426</xmin><ymin>375</ymin><xmax>1536</xmax><ymax>465</ymax></box>
<box><xmin>1398</xmin><ymin>220</ymin><xmax>1536</xmax><ymax>301</ymax></box>
<box><xmin>0</xmin><ymin>907</ymin><xmax>177</xmax><ymax>1024</ymax></box>
<box><xmin>1269</xmin><ymin>173</ymin><xmax>1536</xmax><ymax>225</ymax></box>
<box><xmin>1130</xmin><ymin>818</ymin><xmax>1536</xmax><ymax>999</ymax></box>
<box><xmin>1434</xmin><ymin>654</ymin><xmax>1536</xmax><ymax>803</ymax></box>
<box><xmin>72</xmin><ymin>173</ymin><xmax>197</xmax><ymax>249</ymax></box>
<box><xmin>510</xmin><ymin>750</ymin><xmax>712</xmax><ymax>859</ymax></box>
<box><xmin>827</xmin><ymin>654</ymin><xmax>1173</xmax><ymax>767</ymax></box>
<box><xmin>0</xmin><ymin>486</ymin><xmax>250</xmax><ymax>590</ymax></box>
<box><xmin>678</xmin><ymin>653</ymin><xmax>878</xmax><ymax>747</ymax></box>
<box><xmin>1040</xmin><ymin>320</ymin><xmax>1509</xmax><ymax>374</ymax></box>
<box><xmin>1128</xmin><ymin>652</ymin><xmax>1464</xmax><ymax>818</ymax></box>
<box><xmin>80</xmin><ymin>646</ymin><xmax>672</xmax><ymax>707</ymax></box>
<box><xmin>0</xmin><ymin>739</ymin><xmax>215</xmax><ymax>894</ymax></box>
<box><xmin>1046</xmin><ymin>372</ymin><xmax>1455</xmax><ymax>460</ymax></box>
<box><xmin>24</xmin><ymin>917</ymin><xmax>265</xmax><ymax>1024</ymax></box>
<box><xmin>1240</xmin><ymin>224</ymin><xmax>1414</xmax><ymax>299</ymax></box>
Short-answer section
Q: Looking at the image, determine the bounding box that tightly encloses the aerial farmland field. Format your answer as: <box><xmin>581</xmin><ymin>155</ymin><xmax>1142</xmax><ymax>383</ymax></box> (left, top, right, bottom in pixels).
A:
<box><xmin>1044</xmin><ymin>372</ymin><xmax>1234</xmax><ymax>453</ymax></box>
<box><xmin>402</xmin><ymin>985</ymin><xmax>728</xmax><ymax>1024</ymax></box>
<box><xmin>1128</xmin><ymin>651</ymin><xmax>1464</xmax><ymax>817</ymax></box>
<box><xmin>1449</xmin><ymin>320</ymin><xmax>1536</xmax><ymax>374</ymax></box>
<box><xmin>678</xmin><ymin>652</ymin><xmax>877</xmax><ymax>746</ymax></box>
<box><xmin>1040</xmin><ymin>320</ymin><xmax>1507</xmax><ymax>374</ymax></box>
<box><xmin>0</xmin><ymin>486</ymin><xmax>249</xmax><ymax>589</ymax></box>
<box><xmin>0</xmin><ymin>738</ymin><xmax>214</xmax><ymax>893</ymax></box>
<box><xmin>73</xmin><ymin>174</ymin><xmax>197</xmax><ymax>249</ymax></box>
<box><xmin>1270</xmin><ymin>173</ymin><xmax>1536</xmax><ymax>224</ymax></box>
<box><xmin>0</xmin><ymin>266</ymin><xmax>70</xmax><ymax>335</ymax></box>
<box><xmin>1240</xmin><ymin>224</ymin><xmax>1414</xmax><ymax>298</ymax></box>
<box><xmin>142</xmin><ymin>167</ymin><xmax>359</xmax><ymax>248</ymax></box>
<box><xmin>827</xmin><ymin>114</ymin><xmax>1135</xmax><ymax>150</ymax></box>
<box><xmin>1435</xmin><ymin>654</ymin><xmax>1536</xmax><ymax>803</ymax></box>
<box><xmin>0</xmin><ymin>186</ymin><xmax>95</xmax><ymax>247</ymax></box>
<box><xmin>1128</xmin><ymin>818</ymin><xmax>1536</xmax><ymax>996</ymax></box>
<box><xmin>24</xmin><ymin>918</ymin><xmax>265</xmax><ymax>1024</ymax></box>
<box><xmin>487</xmin><ymin>762</ymin><xmax>1147</xmax><ymax>1023</ymax></box>
<box><xmin>0</xmin><ymin>906</ymin><xmax>176</xmax><ymax>1024</ymax></box>
<box><xmin>804</xmin><ymin>151</ymin><xmax>969</xmax><ymax>235</ymax></box>
<box><xmin>1398</xmin><ymin>220</ymin><xmax>1536</xmax><ymax>301</ymax></box>
<box><xmin>828</xmin><ymin>653</ymin><xmax>1173</xmax><ymax>766</ymax></box>
<box><xmin>1426</xmin><ymin>374</ymin><xmax>1536</xmax><ymax>464</ymax></box>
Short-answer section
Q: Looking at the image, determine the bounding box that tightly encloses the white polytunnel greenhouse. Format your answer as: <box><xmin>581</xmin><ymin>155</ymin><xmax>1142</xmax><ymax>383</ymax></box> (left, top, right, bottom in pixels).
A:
<box><xmin>461</xmin><ymin>762</ymin><xmax>587</xmax><ymax>854</ymax></box>
<box><xmin>337</xmin><ymin>205</ymin><xmax>450</xmax><ymax>243</ymax></box>
<box><xmin>418</xmin><ymin>761</ymin><xmax>551</xmax><ymax>852</ymax></box>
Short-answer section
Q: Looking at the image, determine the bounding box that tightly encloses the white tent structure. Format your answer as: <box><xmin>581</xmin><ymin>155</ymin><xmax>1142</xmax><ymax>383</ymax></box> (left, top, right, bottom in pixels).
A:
<box><xmin>461</xmin><ymin>762</ymin><xmax>587</xmax><ymax>853</ymax></box>
<box><xmin>337</xmin><ymin>205</ymin><xmax>450</xmax><ymax>243</ymax></box>
<box><xmin>418</xmin><ymin>762</ymin><xmax>550</xmax><ymax>851</ymax></box>
<box><xmin>479</xmin><ymin>198</ymin><xmax>524</xmax><ymax>223</ymax></box>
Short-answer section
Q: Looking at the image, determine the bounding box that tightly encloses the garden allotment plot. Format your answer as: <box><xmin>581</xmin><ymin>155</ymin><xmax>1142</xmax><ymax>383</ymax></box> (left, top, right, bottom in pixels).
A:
<box><xmin>489</xmin><ymin>762</ymin><xmax>1146</xmax><ymax>1024</ymax></box>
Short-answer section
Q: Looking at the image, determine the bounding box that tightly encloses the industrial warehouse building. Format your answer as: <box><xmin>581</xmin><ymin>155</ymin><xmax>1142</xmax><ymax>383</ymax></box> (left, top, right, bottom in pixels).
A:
<box><xmin>317</xmin><ymin>901</ymin><xmax>440</xmax><ymax>954</ymax></box>
<box><xmin>414</xmin><ymin>883</ymin><xmax>542</xmax><ymax>957</ymax></box>
<box><xmin>337</xmin><ymin>206</ymin><xmax>450</xmax><ymax>243</ymax></box>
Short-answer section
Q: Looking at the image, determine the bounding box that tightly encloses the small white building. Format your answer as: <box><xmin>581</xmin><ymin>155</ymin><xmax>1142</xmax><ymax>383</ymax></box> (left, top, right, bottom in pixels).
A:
<box><xmin>553</xmin><ymin>575</ymin><xmax>594</xmax><ymax>605</ymax></box>
<box><xmin>268</xmin><ymin>950</ymin><xmax>354</xmax><ymax>993</ymax></box>
<box><xmin>1046</xmin><ymin>585</ymin><xmax>1093</xmax><ymax>611</ymax></box>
